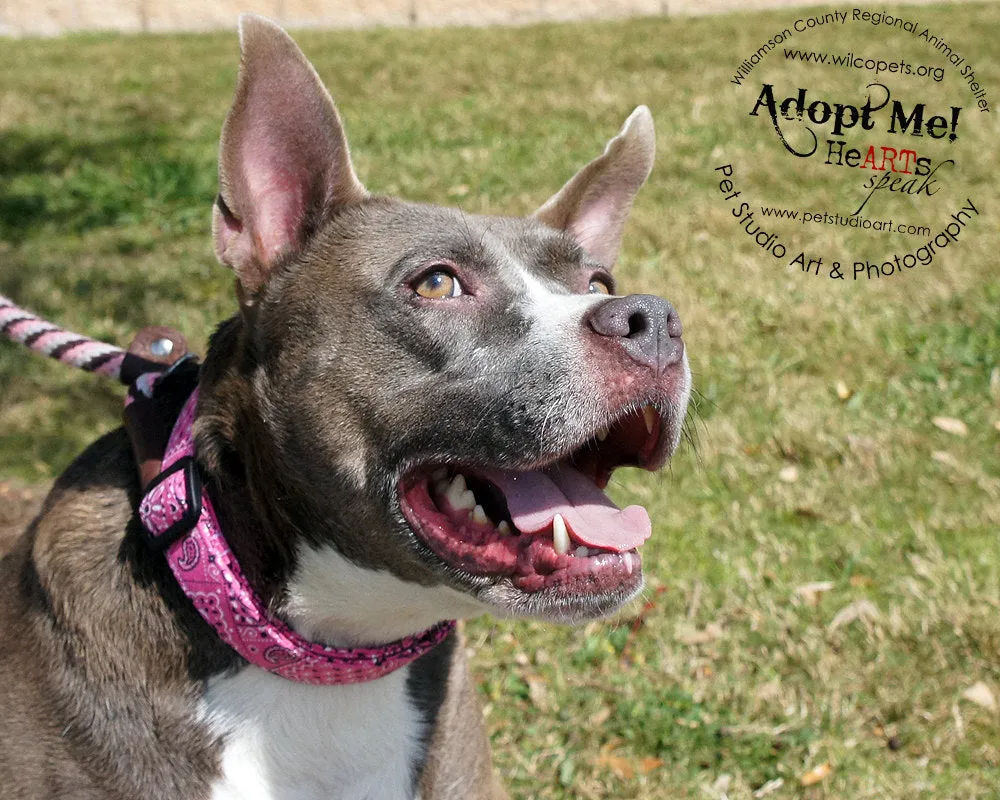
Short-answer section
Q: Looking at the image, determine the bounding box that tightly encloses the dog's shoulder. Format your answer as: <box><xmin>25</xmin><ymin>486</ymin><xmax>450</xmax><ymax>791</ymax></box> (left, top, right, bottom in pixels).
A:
<box><xmin>0</xmin><ymin>450</ymin><xmax>115</xmax><ymax>797</ymax></box>
<box><xmin>0</xmin><ymin>426</ymin><xmax>139</xmax><ymax>654</ymax></box>
<box><xmin>0</xmin><ymin>428</ymin><xmax>228</xmax><ymax>798</ymax></box>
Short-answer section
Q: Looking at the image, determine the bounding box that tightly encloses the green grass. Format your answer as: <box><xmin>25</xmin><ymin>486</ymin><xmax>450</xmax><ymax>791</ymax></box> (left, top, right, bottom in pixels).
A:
<box><xmin>2</xmin><ymin>5</ymin><xmax>1000</xmax><ymax>797</ymax></box>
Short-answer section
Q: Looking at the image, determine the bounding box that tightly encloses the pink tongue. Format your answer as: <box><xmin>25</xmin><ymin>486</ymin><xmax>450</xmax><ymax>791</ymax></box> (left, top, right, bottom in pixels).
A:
<box><xmin>481</xmin><ymin>465</ymin><xmax>651</xmax><ymax>552</ymax></box>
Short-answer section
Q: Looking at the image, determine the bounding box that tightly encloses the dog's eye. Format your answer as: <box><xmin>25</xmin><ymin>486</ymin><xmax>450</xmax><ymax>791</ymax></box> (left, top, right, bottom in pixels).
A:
<box><xmin>415</xmin><ymin>269</ymin><xmax>463</xmax><ymax>300</ymax></box>
<box><xmin>588</xmin><ymin>277</ymin><xmax>612</xmax><ymax>295</ymax></box>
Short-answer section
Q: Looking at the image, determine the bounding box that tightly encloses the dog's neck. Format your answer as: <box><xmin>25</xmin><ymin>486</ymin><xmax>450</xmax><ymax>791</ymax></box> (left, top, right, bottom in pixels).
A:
<box><xmin>142</xmin><ymin>385</ymin><xmax>456</xmax><ymax>687</ymax></box>
<box><xmin>189</xmin><ymin>316</ymin><xmax>478</xmax><ymax>652</ymax></box>
<box><xmin>194</xmin><ymin>315</ymin><xmax>303</xmax><ymax>607</ymax></box>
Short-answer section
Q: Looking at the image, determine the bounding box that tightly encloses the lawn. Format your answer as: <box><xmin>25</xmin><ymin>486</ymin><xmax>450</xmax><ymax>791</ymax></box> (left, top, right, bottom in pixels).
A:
<box><xmin>2</xmin><ymin>3</ymin><xmax>999</xmax><ymax>797</ymax></box>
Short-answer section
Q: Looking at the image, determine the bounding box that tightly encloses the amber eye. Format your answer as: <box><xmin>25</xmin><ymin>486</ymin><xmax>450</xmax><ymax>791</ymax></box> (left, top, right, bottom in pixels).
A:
<box><xmin>415</xmin><ymin>269</ymin><xmax>463</xmax><ymax>299</ymax></box>
<box><xmin>588</xmin><ymin>277</ymin><xmax>612</xmax><ymax>295</ymax></box>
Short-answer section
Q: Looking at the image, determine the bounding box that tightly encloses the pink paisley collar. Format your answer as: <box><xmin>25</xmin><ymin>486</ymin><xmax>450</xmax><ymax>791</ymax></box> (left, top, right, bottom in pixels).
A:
<box><xmin>138</xmin><ymin>388</ymin><xmax>455</xmax><ymax>685</ymax></box>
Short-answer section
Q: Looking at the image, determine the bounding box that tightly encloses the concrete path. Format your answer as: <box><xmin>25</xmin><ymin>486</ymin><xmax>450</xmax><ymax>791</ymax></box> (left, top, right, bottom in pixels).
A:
<box><xmin>0</xmin><ymin>0</ymin><xmax>983</xmax><ymax>38</ymax></box>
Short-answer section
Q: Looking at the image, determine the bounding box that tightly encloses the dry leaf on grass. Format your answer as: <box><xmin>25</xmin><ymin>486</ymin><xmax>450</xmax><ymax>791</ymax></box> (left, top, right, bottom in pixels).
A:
<box><xmin>638</xmin><ymin>757</ymin><xmax>663</xmax><ymax>774</ymax></box>
<box><xmin>932</xmin><ymin>416</ymin><xmax>968</xmax><ymax>436</ymax></box>
<box><xmin>828</xmin><ymin>599</ymin><xmax>880</xmax><ymax>632</ymax></box>
<box><xmin>835</xmin><ymin>380</ymin><xmax>852</xmax><ymax>400</ymax></box>
<box><xmin>596</xmin><ymin>742</ymin><xmax>662</xmax><ymax>780</ymax></box>
<box><xmin>705</xmin><ymin>774</ymin><xmax>732</xmax><ymax>797</ymax></box>
<box><xmin>800</xmin><ymin>761</ymin><xmax>832</xmax><ymax>786</ymax></box>
<box><xmin>753</xmin><ymin>777</ymin><xmax>785</xmax><ymax>798</ymax></box>
<box><xmin>778</xmin><ymin>465</ymin><xmax>799</xmax><ymax>483</ymax></box>
<box><xmin>525</xmin><ymin>674</ymin><xmax>549</xmax><ymax>710</ymax></box>
<box><xmin>794</xmin><ymin>580</ymin><xmax>835</xmax><ymax>606</ymax></box>
<box><xmin>932</xmin><ymin>450</ymin><xmax>960</xmax><ymax>468</ymax></box>
<box><xmin>597</xmin><ymin>741</ymin><xmax>634</xmax><ymax>780</ymax></box>
<box><xmin>590</xmin><ymin>705</ymin><xmax>612</xmax><ymax>726</ymax></box>
<box><xmin>952</xmin><ymin>703</ymin><xmax>966</xmax><ymax>740</ymax></box>
<box><xmin>601</xmin><ymin>755</ymin><xmax>633</xmax><ymax>780</ymax></box>
<box><xmin>962</xmin><ymin>682</ymin><xmax>997</xmax><ymax>712</ymax></box>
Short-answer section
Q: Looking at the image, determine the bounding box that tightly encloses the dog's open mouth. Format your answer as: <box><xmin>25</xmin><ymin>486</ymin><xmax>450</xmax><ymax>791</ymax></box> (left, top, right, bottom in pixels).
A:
<box><xmin>398</xmin><ymin>403</ymin><xmax>669</xmax><ymax>595</ymax></box>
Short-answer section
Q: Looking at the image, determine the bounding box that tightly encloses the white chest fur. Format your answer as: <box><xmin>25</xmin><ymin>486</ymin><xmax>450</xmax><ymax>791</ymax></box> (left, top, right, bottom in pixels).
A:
<box><xmin>201</xmin><ymin>665</ymin><xmax>425</xmax><ymax>800</ymax></box>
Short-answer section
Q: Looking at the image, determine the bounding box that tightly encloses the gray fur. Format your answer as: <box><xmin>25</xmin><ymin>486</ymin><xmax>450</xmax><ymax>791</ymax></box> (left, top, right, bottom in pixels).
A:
<box><xmin>0</xmin><ymin>14</ymin><xmax>687</xmax><ymax>799</ymax></box>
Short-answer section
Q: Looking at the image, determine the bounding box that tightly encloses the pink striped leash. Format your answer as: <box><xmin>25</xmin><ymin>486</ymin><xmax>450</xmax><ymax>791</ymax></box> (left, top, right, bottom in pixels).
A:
<box><xmin>1</xmin><ymin>294</ymin><xmax>127</xmax><ymax>381</ymax></box>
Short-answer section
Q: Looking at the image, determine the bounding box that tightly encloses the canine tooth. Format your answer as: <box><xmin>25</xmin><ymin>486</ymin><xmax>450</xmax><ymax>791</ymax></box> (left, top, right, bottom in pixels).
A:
<box><xmin>472</xmin><ymin>505</ymin><xmax>491</xmax><ymax>526</ymax></box>
<box><xmin>552</xmin><ymin>513</ymin><xmax>570</xmax><ymax>556</ymax></box>
<box><xmin>446</xmin><ymin>475</ymin><xmax>476</xmax><ymax>511</ymax></box>
<box><xmin>623</xmin><ymin>552</ymin><xmax>634</xmax><ymax>575</ymax></box>
<box><xmin>643</xmin><ymin>406</ymin><xmax>656</xmax><ymax>434</ymax></box>
<box><xmin>497</xmin><ymin>521</ymin><xmax>512</xmax><ymax>535</ymax></box>
<box><xmin>596</xmin><ymin>426</ymin><xmax>609</xmax><ymax>442</ymax></box>
<box><xmin>574</xmin><ymin>546</ymin><xmax>589</xmax><ymax>558</ymax></box>
<box><xmin>458</xmin><ymin>491</ymin><xmax>476</xmax><ymax>511</ymax></box>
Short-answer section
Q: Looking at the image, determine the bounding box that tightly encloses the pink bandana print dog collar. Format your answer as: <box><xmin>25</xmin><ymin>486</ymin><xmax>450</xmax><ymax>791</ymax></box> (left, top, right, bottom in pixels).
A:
<box><xmin>139</xmin><ymin>388</ymin><xmax>455</xmax><ymax>685</ymax></box>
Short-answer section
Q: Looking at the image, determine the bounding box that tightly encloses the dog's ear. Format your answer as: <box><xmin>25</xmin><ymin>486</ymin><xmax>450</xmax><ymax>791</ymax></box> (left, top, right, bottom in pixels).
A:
<box><xmin>213</xmin><ymin>14</ymin><xmax>367</xmax><ymax>297</ymax></box>
<box><xmin>534</xmin><ymin>106</ymin><xmax>655</xmax><ymax>269</ymax></box>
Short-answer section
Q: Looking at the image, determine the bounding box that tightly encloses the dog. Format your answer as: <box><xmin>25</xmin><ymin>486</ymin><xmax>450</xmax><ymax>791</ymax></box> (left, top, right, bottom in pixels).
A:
<box><xmin>0</xmin><ymin>14</ymin><xmax>690</xmax><ymax>800</ymax></box>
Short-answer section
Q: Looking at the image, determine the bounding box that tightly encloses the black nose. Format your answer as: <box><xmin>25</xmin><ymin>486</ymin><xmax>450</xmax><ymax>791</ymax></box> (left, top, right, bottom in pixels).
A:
<box><xmin>587</xmin><ymin>294</ymin><xmax>683</xmax><ymax>373</ymax></box>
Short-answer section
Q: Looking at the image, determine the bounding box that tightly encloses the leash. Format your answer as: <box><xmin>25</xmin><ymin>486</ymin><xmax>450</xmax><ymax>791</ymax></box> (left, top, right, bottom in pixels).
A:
<box><xmin>1</xmin><ymin>294</ymin><xmax>188</xmax><ymax>387</ymax></box>
<box><xmin>2</xmin><ymin>294</ymin><xmax>128</xmax><ymax>380</ymax></box>
<box><xmin>1</xmin><ymin>294</ymin><xmax>454</xmax><ymax>683</ymax></box>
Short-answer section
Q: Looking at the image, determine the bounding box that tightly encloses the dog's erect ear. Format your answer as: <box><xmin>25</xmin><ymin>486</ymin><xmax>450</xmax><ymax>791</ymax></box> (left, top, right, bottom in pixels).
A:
<box><xmin>213</xmin><ymin>14</ymin><xmax>367</xmax><ymax>296</ymax></box>
<box><xmin>534</xmin><ymin>106</ymin><xmax>655</xmax><ymax>269</ymax></box>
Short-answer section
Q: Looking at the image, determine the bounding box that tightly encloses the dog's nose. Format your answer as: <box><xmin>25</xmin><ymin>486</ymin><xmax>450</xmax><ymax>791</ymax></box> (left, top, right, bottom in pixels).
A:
<box><xmin>587</xmin><ymin>294</ymin><xmax>683</xmax><ymax>374</ymax></box>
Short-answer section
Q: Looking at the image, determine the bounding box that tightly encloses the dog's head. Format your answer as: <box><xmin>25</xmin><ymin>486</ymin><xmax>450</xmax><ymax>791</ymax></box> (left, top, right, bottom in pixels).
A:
<box><xmin>198</xmin><ymin>15</ymin><xmax>690</xmax><ymax>643</ymax></box>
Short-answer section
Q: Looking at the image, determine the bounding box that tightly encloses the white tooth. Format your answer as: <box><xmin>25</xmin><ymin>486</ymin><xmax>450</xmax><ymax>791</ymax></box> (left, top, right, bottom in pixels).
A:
<box><xmin>643</xmin><ymin>406</ymin><xmax>656</xmax><ymax>434</ymax></box>
<box><xmin>596</xmin><ymin>426</ymin><xmax>609</xmax><ymax>442</ymax></box>
<box><xmin>574</xmin><ymin>546</ymin><xmax>589</xmax><ymax>558</ymax></box>
<box><xmin>497</xmin><ymin>521</ymin><xmax>512</xmax><ymax>535</ymax></box>
<box><xmin>446</xmin><ymin>475</ymin><xmax>476</xmax><ymax>511</ymax></box>
<box><xmin>457</xmin><ymin>490</ymin><xmax>476</xmax><ymax>511</ymax></box>
<box><xmin>472</xmin><ymin>505</ymin><xmax>491</xmax><ymax>526</ymax></box>
<box><xmin>552</xmin><ymin>513</ymin><xmax>570</xmax><ymax>555</ymax></box>
<box><xmin>623</xmin><ymin>552</ymin><xmax>634</xmax><ymax>575</ymax></box>
<box><xmin>431</xmin><ymin>468</ymin><xmax>448</xmax><ymax>481</ymax></box>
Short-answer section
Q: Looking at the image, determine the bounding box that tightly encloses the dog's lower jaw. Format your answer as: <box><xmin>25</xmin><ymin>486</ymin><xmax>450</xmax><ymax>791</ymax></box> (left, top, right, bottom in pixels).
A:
<box><xmin>474</xmin><ymin>574</ymin><xmax>645</xmax><ymax>625</ymax></box>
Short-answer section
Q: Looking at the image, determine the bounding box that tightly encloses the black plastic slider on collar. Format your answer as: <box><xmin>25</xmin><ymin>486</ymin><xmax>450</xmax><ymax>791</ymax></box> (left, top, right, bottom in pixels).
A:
<box><xmin>138</xmin><ymin>455</ymin><xmax>203</xmax><ymax>553</ymax></box>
